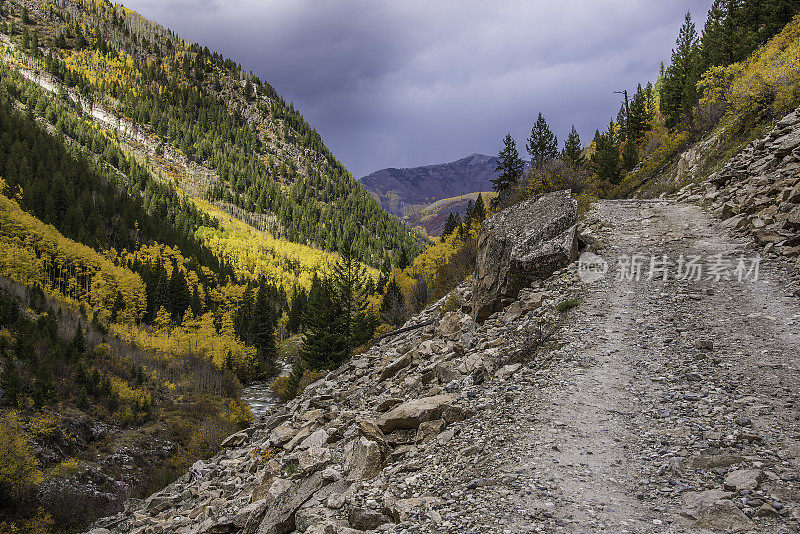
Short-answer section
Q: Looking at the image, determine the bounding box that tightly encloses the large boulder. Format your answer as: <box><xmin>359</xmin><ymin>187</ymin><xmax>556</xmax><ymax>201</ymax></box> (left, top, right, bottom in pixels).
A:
<box><xmin>344</xmin><ymin>437</ymin><xmax>383</xmax><ymax>482</ymax></box>
<box><xmin>377</xmin><ymin>395</ymin><xmax>455</xmax><ymax>432</ymax></box>
<box><xmin>255</xmin><ymin>472</ymin><xmax>326</xmax><ymax>534</ymax></box>
<box><xmin>473</xmin><ymin>190</ymin><xmax>578</xmax><ymax>322</ymax></box>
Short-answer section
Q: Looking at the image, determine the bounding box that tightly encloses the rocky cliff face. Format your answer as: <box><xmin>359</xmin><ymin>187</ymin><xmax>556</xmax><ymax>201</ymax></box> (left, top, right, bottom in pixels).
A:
<box><xmin>87</xmin><ymin>200</ymin><xmax>584</xmax><ymax>534</ymax></box>
<box><xmin>678</xmin><ymin>106</ymin><xmax>800</xmax><ymax>259</ymax></box>
<box><xmin>360</xmin><ymin>154</ymin><xmax>501</xmax><ymax>219</ymax></box>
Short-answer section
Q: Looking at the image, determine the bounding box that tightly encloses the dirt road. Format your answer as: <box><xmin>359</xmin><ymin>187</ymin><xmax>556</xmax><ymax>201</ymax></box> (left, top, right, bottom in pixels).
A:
<box><xmin>419</xmin><ymin>200</ymin><xmax>800</xmax><ymax>533</ymax></box>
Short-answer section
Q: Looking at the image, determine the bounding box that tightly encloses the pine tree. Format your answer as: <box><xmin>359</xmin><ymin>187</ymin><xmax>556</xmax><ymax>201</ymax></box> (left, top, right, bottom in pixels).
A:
<box><xmin>68</xmin><ymin>325</ymin><xmax>85</xmax><ymax>361</ymax></box>
<box><xmin>300</xmin><ymin>276</ymin><xmax>346</xmax><ymax>370</ymax></box>
<box><xmin>190</xmin><ymin>286</ymin><xmax>202</xmax><ymax>317</ymax></box>
<box><xmin>621</xmin><ymin>138</ymin><xmax>639</xmax><ymax>171</ymax></box>
<box><xmin>380</xmin><ymin>278</ymin><xmax>406</xmax><ymax>327</ymax></box>
<box><xmin>590</xmin><ymin>124</ymin><xmax>621</xmax><ymax>185</ymax></box>
<box><xmin>464</xmin><ymin>200</ymin><xmax>475</xmax><ymax>224</ymax></box>
<box><xmin>473</xmin><ymin>193</ymin><xmax>486</xmax><ymax>222</ymax></box>
<box><xmin>396</xmin><ymin>248</ymin><xmax>409</xmax><ymax>270</ymax></box>
<box><xmin>660</xmin><ymin>12</ymin><xmax>701</xmax><ymax>129</ymax></box>
<box><xmin>526</xmin><ymin>113</ymin><xmax>558</xmax><ymax>168</ymax></box>
<box><xmin>237</xmin><ymin>283</ymin><xmax>254</xmax><ymax>344</ymax></box>
<box><xmin>252</xmin><ymin>280</ymin><xmax>277</xmax><ymax>376</ymax></box>
<box><xmin>1</xmin><ymin>352</ymin><xmax>21</xmax><ymax>408</ymax></box>
<box><xmin>701</xmin><ymin>0</ymin><xmax>751</xmax><ymax>70</ymax></box>
<box><xmin>561</xmin><ymin>126</ymin><xmax>585</xmax><ymax>167</ymax></box>
<box><xmin>442</xmin><ymin>212</ymin><xmax>457</xmax><ymax>237</ymax></box>
<box><xmin>332</xmin><ymin>245</ymin><xmax>372</xmax><ymax>352</ymax></box>
<box><xmin>287</xmin><ymin>287</ymin><xmax>307</xmax><ymax>334</ymax></box>
<box><xmin>628</xmin><ymin>84</ymin><xmax>651</xmax><ymax>142</ymax></box>
<box><xmin>493</xmin><ymin>134</ymin><xmax>524</xmax><ymax>192</ymax></box>
<box><xmin>168</xmin><ymin>264</ymin><xmax>190</xmax><ymax>322</ymax></box>
<box><xmin>616</xmin><ymin>105</ymin><xmax>628</xmax><ymax>141</ymax></box>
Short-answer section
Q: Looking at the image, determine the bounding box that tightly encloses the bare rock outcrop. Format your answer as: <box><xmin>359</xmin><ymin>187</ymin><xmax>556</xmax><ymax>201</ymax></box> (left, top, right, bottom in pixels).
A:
<box><xmin>473</xmin><ymin>190</ymin><xmax>578</xmax><ymax>322</ymax></box>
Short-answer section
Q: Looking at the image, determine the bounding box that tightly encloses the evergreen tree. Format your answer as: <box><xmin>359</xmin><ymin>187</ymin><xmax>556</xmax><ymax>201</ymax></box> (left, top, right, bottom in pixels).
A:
<box><xmin>473</xmin><ymin>193</ymin><xmax>486</xmax><ymax>222</ymax></box>
<box><xmin>701</xmin><ymin>0</ymin><xmax>751</xmax><ymax>70</ymax></box>
<box><xmin>168</xmin><ymin>263</ymin><xmax>190</xmax><ymax>322</ymax></box>
<box><xmin>300</xmin><ymin>275</ymin><xmax>346</xmax><ymax>370</ymax></box>
<box><xmin>32</xmin><ymin>361</ymin><xmax>55</xmax><ymax>410</ymax></box>
<box><xmin>287</xmin><ymin>287</ymin><xmax>307</xmax><ymax>334</ymax></box>
<box><xmin>526</xmin><ymin>113</ymin><xmax>558</xmax><ymax>168</ymax></box>
<box><xmin>332</xmin><ymin>245</ymin><xmax>372</xmax><ymax>352</ymax></box>
<box><xmin>237</xmin><ymin>283</ymin><xmax>254</xmax><ymax>344</ymax></box>
<box><xmin>621</xmin><ymin>138</ymin><xmax>639</xmax><ymax>171</ymax></box>
<box><xmin>68</xmin><ymin>325</ymin><xmax>85</xmax><ymax>361</ymax></box>
<box><xmin>493</xmin><ymin>133</ymin><xmax>524</xmax><ymax>192</ymax></box>
<box><xmin>616</xmin><ymin>105</ymin><xmax>628</xmax><ymax>142</ymax></box>
<box><xmin>464</xmin><ymin>200</ymin><xmax>475</xmax><ymax>225</ymax></box>
<box><xmin>628</xmin><ymin>84</ymin><xmax>651</xmax><ymax>143</ymax></box>
<box><xmin>660</xmin><ymin>12</ymin><xmax>701</xmax><ymax>129</ymax></box>
<box><xmin>590</xmin><ymin>124</ymin><xmax>621</xmax><ymax>184</ymax></box>
<box><xmin>442</xmin><ymin>212</ymin><xmax>457</xmax><ymax>237</ymax></box>
<box><xmin>380</xmin><ymin>278</ymin><xmax>406</xmax><ymax>327</ymax></box>
<box><xmin>396</xmin><ymin>248</ymin><xmax>409</xmax><ymax>270</ymax></box>
<box><xmin>190</xmin><ymin>286</ymin><xmax>202</xmax><ymax>317</ymax></box>
<box><xmin>1</xmin><ymin>352</ymin><xmax>21</xmax><ymax>408</ymax></box>
<box><xmin>252</xmin><ymin>280</ymin><xmax>277</xmax><ymax>376</ymax></box>
<box><xmin>561</xmin><ymin>126</ymin><xmax>585</xmax><ymax>167</ymax></box>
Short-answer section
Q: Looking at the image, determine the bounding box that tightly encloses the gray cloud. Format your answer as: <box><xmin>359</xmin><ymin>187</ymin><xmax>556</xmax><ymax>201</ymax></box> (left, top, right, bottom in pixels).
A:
<box><xmin>122</xmin><ymin>0</ymin><xmax>710</xmax><ymax>177</ymax></box>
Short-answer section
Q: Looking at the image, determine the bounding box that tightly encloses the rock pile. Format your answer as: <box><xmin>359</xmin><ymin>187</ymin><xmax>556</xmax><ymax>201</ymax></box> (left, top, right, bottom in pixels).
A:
<box><xmin>677</xmin><ymin>106</ymin><xmax>800</xmax><ymax>261</ymax></box>
<box><xmin>87</xmin><ymin>196</ymin><xmax>584</xmax><ymax>534</ymax></box>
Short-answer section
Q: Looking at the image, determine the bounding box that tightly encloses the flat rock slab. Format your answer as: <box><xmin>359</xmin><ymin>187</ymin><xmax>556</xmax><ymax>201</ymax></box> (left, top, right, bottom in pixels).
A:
<box><xmin>723</xmin><ymin>469</ymin><xmax>764</xmax><ymax>492</ymax></box>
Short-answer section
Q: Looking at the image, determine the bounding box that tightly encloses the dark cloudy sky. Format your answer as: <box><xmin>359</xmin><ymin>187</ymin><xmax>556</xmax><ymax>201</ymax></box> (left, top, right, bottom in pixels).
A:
<box><xmin>122</xmin><ymin>0</ymin><xmax>710</xmax><ymax>178</ymax></box>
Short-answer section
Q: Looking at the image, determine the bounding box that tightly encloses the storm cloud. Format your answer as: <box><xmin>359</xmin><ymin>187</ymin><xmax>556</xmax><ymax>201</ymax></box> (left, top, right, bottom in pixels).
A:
<box><xmin>122</xmin><ymin>0</ymin><xmax>711</xmax><ymax>177</ymax></box>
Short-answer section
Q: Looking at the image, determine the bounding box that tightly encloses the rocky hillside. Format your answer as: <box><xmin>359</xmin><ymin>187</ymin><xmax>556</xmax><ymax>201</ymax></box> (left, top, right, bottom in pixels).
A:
<box><xmin>87</xmin><ymin>193</ymin><xmax>584</xmax><ymax>534</ymax></box>
<box><xmin>677</xmin><ymin>106</ymin><xmax>800</xmax><ymax>258</ymax></box>
<box><xmin>361</xmin><ymin>154</ymin><xmax>501</xmax><ymax>220</ymax></box>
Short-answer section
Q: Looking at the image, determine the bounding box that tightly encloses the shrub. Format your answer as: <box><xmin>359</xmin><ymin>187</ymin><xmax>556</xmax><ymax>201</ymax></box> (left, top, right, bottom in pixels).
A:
<box><xmin>270</xmin><ymin>375</ymin><xmax>297</xmax><ymax>401</ymax></box>
<box><xmin>0</xmin><ymin>412</ymin><xmax>43</xmax><ymax>505</ymax></box>
<box><xmin>555</xmin><ymin>297</ymin><xmax>580</xmax><ymax>313</ymax></box>
<box><xmin>224</xmin><ymin>399</ymin><xmax>252</xmax><ymax>429</ymax></box>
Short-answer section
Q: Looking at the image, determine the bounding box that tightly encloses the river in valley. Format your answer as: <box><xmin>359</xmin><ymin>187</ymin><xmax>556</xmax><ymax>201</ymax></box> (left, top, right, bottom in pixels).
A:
<box><xmin>241</xmin><ymin>361</ymin><xmax>291</xmax><ymax>419</ymax></box>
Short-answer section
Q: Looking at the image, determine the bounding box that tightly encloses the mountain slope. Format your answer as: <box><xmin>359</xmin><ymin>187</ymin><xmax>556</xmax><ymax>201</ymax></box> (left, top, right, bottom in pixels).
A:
<box><xmin>0</xmin><ymin>0</ymin><xmax>419</xmax><ymax>267</ymax></box>
<box><xmin>0</xmin><ymin>2</ymin><xmax>405</xmax><ymax>530</ymax></box>
<box><xmin>404</xmin><ymin>191</ymin><xmax>495</xmax><ymax>236</ymax></box>
<box><xmin>361</xmin><ymin>153</ymin><xmax>501</xmax><ymax>219</ymax></box>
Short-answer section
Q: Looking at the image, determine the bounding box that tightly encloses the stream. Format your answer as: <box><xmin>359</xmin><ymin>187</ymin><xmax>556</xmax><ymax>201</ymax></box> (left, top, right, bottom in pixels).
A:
<box><xmin>241</xmin><ymin>361</ymin><xmax>291</xmax><ymax>420</ymax></box>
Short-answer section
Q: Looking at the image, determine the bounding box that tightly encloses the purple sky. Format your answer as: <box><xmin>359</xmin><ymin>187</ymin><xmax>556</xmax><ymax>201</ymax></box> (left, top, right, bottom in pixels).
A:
<box><xmin>121</xmin><ymin>0</ymin><xmax>711</xmax><ymax>178</ymax></box>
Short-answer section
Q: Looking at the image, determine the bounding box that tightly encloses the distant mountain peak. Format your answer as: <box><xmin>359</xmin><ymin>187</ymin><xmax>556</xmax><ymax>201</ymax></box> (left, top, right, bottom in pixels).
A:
<box><xmin>361</xmin><ymin>153</ymin><xmax>500</xmax><ymax>224</ymax></box>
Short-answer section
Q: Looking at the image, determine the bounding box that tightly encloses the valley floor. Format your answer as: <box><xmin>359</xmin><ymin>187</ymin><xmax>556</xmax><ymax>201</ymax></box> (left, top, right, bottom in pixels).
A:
<box><xmin>412</xmin><ymin>199</ymin><xmax>800</xmax><ymax>533</ymax></box>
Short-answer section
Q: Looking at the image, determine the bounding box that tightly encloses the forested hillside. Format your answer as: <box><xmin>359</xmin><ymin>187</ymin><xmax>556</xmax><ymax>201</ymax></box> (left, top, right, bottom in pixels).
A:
<box><xmin>0</xmin><ymin>0</ymin><xmax>419</xmax><ymax>268</ymax></box>
<box><xmin>0</xmin><ymin>1</ymin><xmax>422</xmax><ymax>531</ymax></box>
<box><xmin>484</xmin><ymin>0</ymin><xmax>800</xmax><ymax>209</ymax></box>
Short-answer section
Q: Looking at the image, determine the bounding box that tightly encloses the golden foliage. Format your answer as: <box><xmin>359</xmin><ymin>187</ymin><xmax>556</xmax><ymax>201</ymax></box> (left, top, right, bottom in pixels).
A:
<box><xmin>223</xmin><ymin>399</ymin><xmax>253</xmax><ymax>429</ymax></box>
<box><xmin>62</xmin><ymin>47</ymin><xmax>141</xmax><ymax>97</ymax></box>
<box><xmin>0</xmin><ymin>193</ymin><xmax>147</xmax><ymax>323</ymax></box>
<box><xmin>0</xmin><ymin>412</ymin><xmax>43</xmax><ymax>501</ymax></box>
<box><xmin>698</xmin><ymin>13</ymin><xmax>800</xmax><ymax>121</ymax></box>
